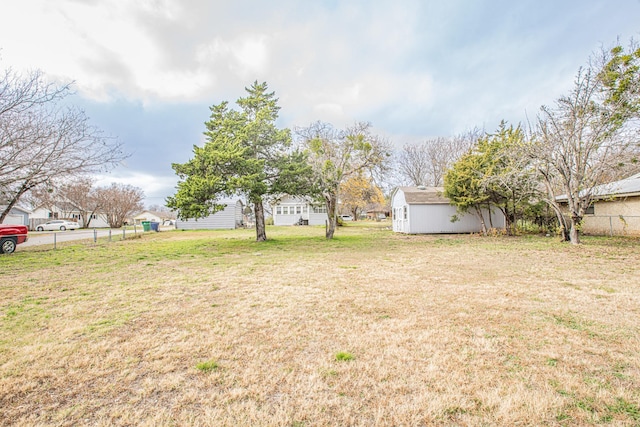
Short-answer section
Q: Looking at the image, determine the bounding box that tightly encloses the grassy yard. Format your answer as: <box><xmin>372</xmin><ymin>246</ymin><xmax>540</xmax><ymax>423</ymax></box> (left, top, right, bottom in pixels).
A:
<box><xmin>1</xmin><ymin>223</ymin><xmax>639</xmax><ymax>426</ymax></box>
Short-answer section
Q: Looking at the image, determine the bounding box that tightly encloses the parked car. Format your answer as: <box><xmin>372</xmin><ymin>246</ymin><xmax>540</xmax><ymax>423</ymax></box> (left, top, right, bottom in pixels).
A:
<box><xmin>339</xmin><ymin>215</ymin><xmax>353</xmax><ymax>221</ymax></box>
<box><xmin>0</xmin><ymin>224</ymin><xmax>28</xmax><ymax>254</ymax></box>
<box><xmin>36</xmin><ymin>220</ymin><xmax>80</xmax><ymax>231</ymax></box>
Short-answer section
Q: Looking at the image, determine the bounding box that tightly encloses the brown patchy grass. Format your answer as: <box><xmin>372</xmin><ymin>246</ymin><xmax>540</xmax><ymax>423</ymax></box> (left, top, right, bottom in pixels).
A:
<box><xmin>1</xmin><ymin>224</ymin><xmax>639</xmax><ymax>426</ymax></box>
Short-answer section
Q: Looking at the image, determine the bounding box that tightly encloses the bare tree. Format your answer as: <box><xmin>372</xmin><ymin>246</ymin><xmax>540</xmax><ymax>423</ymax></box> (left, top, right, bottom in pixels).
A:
<box><xmin>59</xmin><ymin>177</ymin><xmax>101</xmax><ymax>228</ymax></box>
<box><xmin>397</xmin><ymin>142</ymin><xmax>430</xmax><ymax>186</ymax></box>
<box><xmin>94</xmin><ymin>183</ymin><xmax>144</xmax><ymax>228</ymax></box>
<box><xmin>397</xmin><ymin>128</ymin><xmax>481</xmax><ymax>187</ymax></box>
<box><xmin>297</xmin><ymin>121</ymin><xmax>391</xmax><ymax>239</ymax></box>
<box><xmin>0</xmin><ymin>66</ymin><xmax>127</xmax><ymax>222</ymax></box>
<box><xmin>532</xmin><ymin>56</ymin><xmax>640</xmax><ymax>244</ymax></box>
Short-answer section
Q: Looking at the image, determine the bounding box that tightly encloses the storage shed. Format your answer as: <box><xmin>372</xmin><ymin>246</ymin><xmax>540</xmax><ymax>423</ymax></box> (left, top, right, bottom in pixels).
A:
<box><xmin>175</xmin><ymin>199</ymin><xmax>244</xmax><ymax>230</ymax></box>
<box><xmin>391</xmin><ymin>186</ymin><xmax>505</xmax><ymax>234</ymax></box>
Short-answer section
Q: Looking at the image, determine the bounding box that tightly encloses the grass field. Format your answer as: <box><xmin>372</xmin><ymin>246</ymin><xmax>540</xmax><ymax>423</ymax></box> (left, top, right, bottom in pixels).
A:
<box><xmin>1</xmin><ymin>223</ymin><xmax>639</xmax><ymax>426</ymax></box>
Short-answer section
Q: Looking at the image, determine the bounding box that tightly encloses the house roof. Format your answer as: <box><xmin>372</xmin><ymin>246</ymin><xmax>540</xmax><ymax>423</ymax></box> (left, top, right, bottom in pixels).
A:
<box><xmin>0</xmin><ymin>205</ymin><xmax>32</xmax><ymax>214</ymax></box>
<box><xmin>592</xmin><ymin>173</ymin><xmax>640</xmax><ymax>197</ymax></box>
<box><xmin>557</xmin><ymin>173</ymin><xmax>640</xmax><ymax>201</ymax></box>
<box><xmin>397</xmin><ymin>186</ymin><xmax>450</xmax><ymax>204</ymax></box>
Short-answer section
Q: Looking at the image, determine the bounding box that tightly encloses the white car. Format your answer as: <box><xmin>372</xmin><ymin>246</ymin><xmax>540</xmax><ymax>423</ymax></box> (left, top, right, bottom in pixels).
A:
<box><xmin>36</xmin><ymin>220</ymin><xmax>80</xmax><ymax>231</ymax></box>
<box><xmin>339</xmin><ymin>215</ymin><xmax>353</xmax><ymax>221</ymax></box>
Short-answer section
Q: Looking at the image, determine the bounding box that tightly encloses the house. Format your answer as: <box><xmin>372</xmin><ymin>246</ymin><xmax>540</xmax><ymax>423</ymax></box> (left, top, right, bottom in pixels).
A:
<box><xmin>559</xmin><ymin>173</ymin><xmax>640</xmax><ymax>236</ymax></box>
<box><xmin>175</xmin><ymin>199</ymin><xmax>244</xmax><ymax>230</ymax></box>
<box><xmin>271</xmin><ymin>196</ymin><xmax>328</xmax><ymax>226</ymax></box>
<box><xmin>31</xmin><ymin>203</ymin><xmax>109</xmax><ymax>228</ymax></box>
<box><xmin>133</xmin><ymin>210</ymin><xmax>175</xmax><ymax>225</ymax></box>
<box><xmin>391</xmin><ymin>186</ymin><xmax>505</xmax><ymax>234</ymax></box>
<box><xmin>0</xmin><ymin>205</ymin><xmax>31</xmax><ymax>226</ymax></box>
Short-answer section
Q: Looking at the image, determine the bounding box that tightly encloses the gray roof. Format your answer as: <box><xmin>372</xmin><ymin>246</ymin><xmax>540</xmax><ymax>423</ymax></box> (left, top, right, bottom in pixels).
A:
<box><xmin>592</xmin><ymin>173</ymin><xmax>640</xmax><ymax>198</ymax></box>
<box><xmin>557</xmin><ymin>173</ymin><xmax>640</xmax><ymax>201</ymax></box>
<box><xmin>398</xmin><ymin>186</ymin><xmax>450</xmax><ymax>204</ymax></box>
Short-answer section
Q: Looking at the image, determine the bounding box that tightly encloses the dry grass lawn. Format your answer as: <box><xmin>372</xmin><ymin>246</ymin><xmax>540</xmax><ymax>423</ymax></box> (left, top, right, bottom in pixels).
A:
<box><xmin>1</xmin><ymin>224</ymin><xmax>639</xmax><ymax>426</ymax></box>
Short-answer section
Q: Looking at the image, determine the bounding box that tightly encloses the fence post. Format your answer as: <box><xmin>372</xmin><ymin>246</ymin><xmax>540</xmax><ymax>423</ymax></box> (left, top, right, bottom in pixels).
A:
<box><xmin>123</xmin><ymin>228</ymin><xmax>126</xmax><ymax>240</ymax></box>
<box><xmin>609</xmin><ymin>216</ymin><xmax>613</xmax><ymax>237</ymax></box>
<box><xmin>54</xmin><ymin>232</ymin><xmax>56</xmax><ymax>250</ymax></box>
<box><xmin>108</xmin><ymin>229</ymin><xmax>112</xmax><ymax>242</ymax></box>
<box><xmin>94</xmin><ymin>229</ymin><xmax>97</xmax><ymax>243</ymax></box>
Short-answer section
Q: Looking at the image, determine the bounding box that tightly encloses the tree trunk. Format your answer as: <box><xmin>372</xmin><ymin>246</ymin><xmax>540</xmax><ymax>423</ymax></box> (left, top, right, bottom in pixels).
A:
<box><xmin>569</xmin><ymin>215</ymin><xmax>581</xmax><ymax>245</ymax></box>
<box><xmin>254</xmin><ymin>198</ymin><xmax>267</xmax><ymax>242</ymax></box>
<box><xmin>473</xmin><ymin>205</ymin><xmax>488</xmax><ymax>236</ymax></box>
<box><xmin>325</xmin><ymin>194</ymin><xmax>337</xmax><ymax>239</ymax></box>
<box><xmin>0</xmin><ymin>185</ymin><xmax>30</xmax><ymax>223</ymax></box>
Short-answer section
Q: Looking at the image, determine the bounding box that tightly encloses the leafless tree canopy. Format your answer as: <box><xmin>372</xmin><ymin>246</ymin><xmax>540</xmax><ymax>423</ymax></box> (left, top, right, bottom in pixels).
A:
<box><xmin>94</xmin><ymin>183</ymin><xmax>144</xmax><ymax>228</ymax></box>
<box><xmin>397</xmin><ymin>128</ymin><xmax>481</xmax><ymax>187</ymax></box>
<box><xmin>531</xmin><ymin>49</ymin><xmax>640</xmax><ymax>244</ymax></box>
<box><xmin>0</xmin><ymin>66</ymin><xmax>128</xmax><ymax>222</ymax></box>
<box><xmin>296</xmin><ymin>121</ymin><xmax>391</xmax><ymax>238</ymax></box>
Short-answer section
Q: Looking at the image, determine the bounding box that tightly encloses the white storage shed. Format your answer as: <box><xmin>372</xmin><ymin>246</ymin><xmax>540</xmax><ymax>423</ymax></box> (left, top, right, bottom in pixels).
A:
<box><xmin>391</xmin><ymin>186</ymin><xmax>505</xmax><ymax>234</ymax></box>
<box><xmin>175</xmin><ymin>199</ymin><xmax>244</xmax><ymax>230</ymax></box>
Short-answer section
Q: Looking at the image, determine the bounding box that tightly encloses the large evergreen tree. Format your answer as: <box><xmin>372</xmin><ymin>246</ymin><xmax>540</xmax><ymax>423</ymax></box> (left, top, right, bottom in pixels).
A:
<box><xmin>444</xmin><ymin>122</ymin><xmax>538</xmax><ymax>235</ymax></box>
<box><xmin>167</xmin><ymin>81</ymin><xmax>309</xmax><ymax>241</ymax></box>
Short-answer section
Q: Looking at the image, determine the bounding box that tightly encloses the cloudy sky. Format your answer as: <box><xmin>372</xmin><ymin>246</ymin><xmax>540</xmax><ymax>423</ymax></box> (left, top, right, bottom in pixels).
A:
<box><xmin>1</xmin><ymin>0</ymin><xmax>639</xmax><ymax>206</ymax></box>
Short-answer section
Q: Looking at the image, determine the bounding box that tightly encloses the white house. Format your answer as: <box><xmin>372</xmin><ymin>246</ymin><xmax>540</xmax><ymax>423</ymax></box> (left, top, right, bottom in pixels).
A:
<box><xmin>391</xmin><ymin>186</ymin><xmax>505</xmax><ymax>234</ymax></box>
<box><xmin>271</xmin><ymin>196</ymin><xmax>328</xmax><ymax>226</ymax></box>
<box><xmin>31</xmin><ymin>203</ymin><xmax>110</xmax><ymax>228</ymax></box>
<box><xmin>133</xmin><ymin>210</ymin><xmax>176</xmax><ymax>225</ymax></box>
<box><xmin>176</xmin><ymin>199</ymin><xmax>244</xmax><ymax>230</ymax></box>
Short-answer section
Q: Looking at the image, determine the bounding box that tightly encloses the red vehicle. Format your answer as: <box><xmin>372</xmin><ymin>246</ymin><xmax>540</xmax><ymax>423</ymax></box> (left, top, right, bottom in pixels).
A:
<box><xmin>0</xmin><ymin>224</ymin><xmax>28</xmax><ymax>254</ymax></box>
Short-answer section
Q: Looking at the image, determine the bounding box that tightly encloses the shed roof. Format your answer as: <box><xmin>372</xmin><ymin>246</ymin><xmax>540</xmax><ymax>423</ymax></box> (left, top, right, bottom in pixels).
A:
<box><xmin>398</xmin><ymin>186</ymin><xmax>450</xmax><ymax>204</ymax></box>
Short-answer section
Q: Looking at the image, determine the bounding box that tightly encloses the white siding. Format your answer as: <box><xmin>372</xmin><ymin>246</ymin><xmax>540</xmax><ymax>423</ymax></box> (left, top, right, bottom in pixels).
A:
<box><xmin>407</xmin><ymin>204</ymin><xmax>503</xmax><ymax>234</ymax></box>
<box><xmin>176</xmin><ymin>200</ymin><xmax>243</xmax><ymax>230</ymax></box>
<box><xmin>391</xmin><ymin>188</ymin><xmax>505</xmax><ymax>234</ymax></box>
<box><xmin>273</xmin><ymin>196</ymin><xmax>327</xmax><ymax>226</ymax></box>
<box><xmin>392</xmin><ymin>191</ymin><xmax>408</xmax><ymax>233</ymax></box>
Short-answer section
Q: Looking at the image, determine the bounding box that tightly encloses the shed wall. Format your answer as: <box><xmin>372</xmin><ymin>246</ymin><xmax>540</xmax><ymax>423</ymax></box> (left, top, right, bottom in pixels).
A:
<box><xmin>176</xmin><ymin>201</ymin><xmax>243</xmax><ymax>230</ymax></box>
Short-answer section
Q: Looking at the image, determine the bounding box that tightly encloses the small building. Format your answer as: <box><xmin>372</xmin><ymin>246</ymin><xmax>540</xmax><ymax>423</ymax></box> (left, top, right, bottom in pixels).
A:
<box><xmin>176</xmin><ymin>199</ymin><xmax>244</xmax><ymax>230</ymax></box>
<box><xmin>0</xmin><ymin>205</ymin><xmax>31</xmax><ymax>226</ymax></box>
<box><xmin>391</xmin><ymin>186</ymin><xmax>505</xmax><ymax>234</ymax></box>
<box><xmin>271</xmin><ymin>196</ymin><xmax>327</xmax><ymax>226</ymax></box>
<box><xmin>560</xmin><ymin>173</ymin><xmax>640</xmax><ymax>236</ymax></box>
<box><xmin>133</xmin><ymin>210</ymin><xmax>176</xmax><ymax>225</ymax></box>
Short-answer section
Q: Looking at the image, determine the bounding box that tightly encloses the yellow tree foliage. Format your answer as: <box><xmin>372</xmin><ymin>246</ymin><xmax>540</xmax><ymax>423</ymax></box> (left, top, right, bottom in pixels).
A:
<box><xmin>339</xmin><ymin>175</ymin><xmax>385</xmax><ymax>220</ymax></box>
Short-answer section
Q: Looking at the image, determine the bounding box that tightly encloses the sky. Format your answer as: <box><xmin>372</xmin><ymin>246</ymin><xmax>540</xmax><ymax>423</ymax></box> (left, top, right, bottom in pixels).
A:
<box><xmin>1</xmin><ymin>0</ymin><xmax>639</xmax><ymax>206</ymax></box>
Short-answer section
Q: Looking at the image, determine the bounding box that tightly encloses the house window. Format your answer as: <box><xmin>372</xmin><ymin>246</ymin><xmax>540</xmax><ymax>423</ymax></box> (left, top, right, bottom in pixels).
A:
<box><xmin>585</xmin><ymin>205</ymin><xmax>595</xmax><ymax>215</ymax></box>
<box><xmin>403</xmin><ymin>206</ymin><xmax>407</xmax><ymax>220</ymax></box>
<box><xmin>296</xmin><ymin>206</ymin><xmax>301</xmax><ymax>214</ymax></box>
<box><xmin>302</xmin><ymin>205</ymin><xmax>308</xmax><ymax>214</ymax></box>
<box><xmin>276</xmin><ymin>206</ymin><xmax>282</xmax><ymax>215</ymax></box>
<box><xmin>313</xmin><ymin>205</ymin><xmax>327</xmax><ymax>214</ymax></box>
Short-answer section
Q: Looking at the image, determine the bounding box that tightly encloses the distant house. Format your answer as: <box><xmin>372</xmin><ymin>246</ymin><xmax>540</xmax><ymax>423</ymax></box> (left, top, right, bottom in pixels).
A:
<box><xmin>0</xmin><ymin>205</ymin><xmax>31</xmax><ymax>226</ymax></box>
<box><xmin>557</xmin><ymin>173</ymin><xmax>640</xmax><ymax>236</ymax></box>
<box><xmin>176</xmin><ymin>199</ymin><xmax>244</xmax><ymax>230</ymax></box>
<box><xmin>31</xmin><ymin>203</ymin><xmax>109</xmax><ymax>228</ymax></box>
<box><xmin>271</xmin><ymin>196</ymin><xmax>327</xmax><ymax>226</ymax></box>
<box><xmin>133</xmin><ymin>210</ymin><xmax>175</xmax><ymax>225</ymax></box>
<box><xmin>391</xmin><ymin>186</ymin><xmax>505</xmax><ymax>234</ymax></box>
